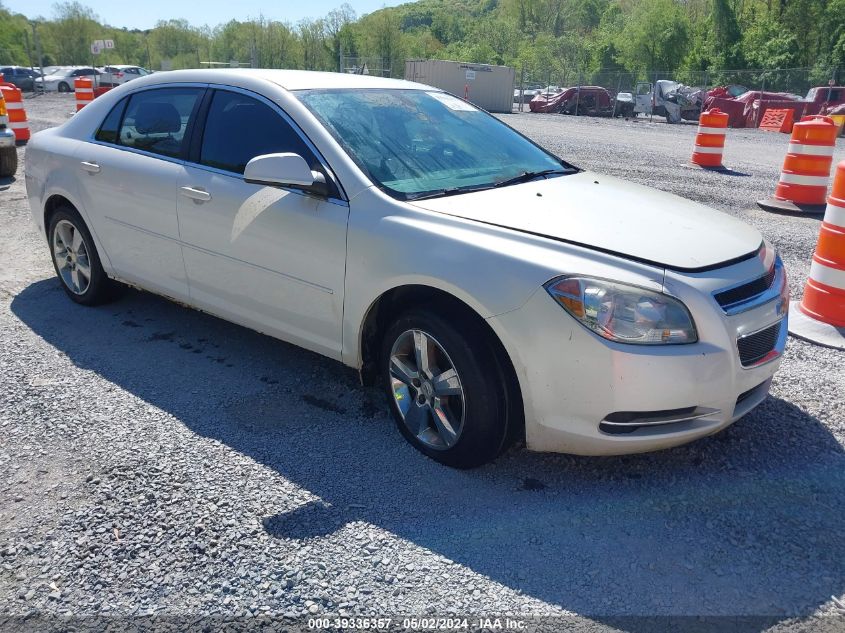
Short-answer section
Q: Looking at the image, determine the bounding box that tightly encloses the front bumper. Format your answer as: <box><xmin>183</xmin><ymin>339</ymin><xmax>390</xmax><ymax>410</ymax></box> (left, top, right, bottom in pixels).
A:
<box><xmin>0</xmin><ymin>127</ymin><xmax>15</xmax><ymax>149</ymax></box>
<box><xmin>489</xmin><ymin>257</ymin><xmax>787</xmax><ymax>456</ymax></box>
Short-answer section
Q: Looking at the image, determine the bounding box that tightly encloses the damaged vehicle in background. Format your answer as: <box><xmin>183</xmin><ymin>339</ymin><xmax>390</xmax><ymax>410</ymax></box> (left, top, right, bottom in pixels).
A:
<box><xmin>25</xmin><ymin>69</ymin><xmax>788</xmax><ymax>468</ymax></box>
<box><xmin>529</xmin><ymin>86</ymin><xmax>615</xmax><ymax>116</ymax></box>
<box><xmin>634</xmin><ymin>80</ymin><xmax>704</xmax><ymax>122</ymax></box>
<box><xmin>705</xmin><ymin>84</ymin><xmax>845</xmax><ymax>128</ymax></box>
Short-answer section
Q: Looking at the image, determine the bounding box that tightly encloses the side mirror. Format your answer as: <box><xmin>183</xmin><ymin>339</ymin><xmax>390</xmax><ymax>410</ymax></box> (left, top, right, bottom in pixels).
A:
<box><xmin>244</xmin><ymin>153</ymin><xmax>328</xmax><ymax>196</ymax></box>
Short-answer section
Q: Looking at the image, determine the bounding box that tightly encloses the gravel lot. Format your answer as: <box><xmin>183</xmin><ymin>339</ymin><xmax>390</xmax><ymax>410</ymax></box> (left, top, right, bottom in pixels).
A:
<box><xmin>1</xmin><ymin>93</ymin><xmax>844</xmax><ymax>633</ymax></box>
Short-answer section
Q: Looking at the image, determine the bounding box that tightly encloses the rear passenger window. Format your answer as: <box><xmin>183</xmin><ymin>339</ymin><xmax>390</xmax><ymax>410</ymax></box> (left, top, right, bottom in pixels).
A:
<box><xmin>200</xmin><ymin>90</ymin><xmax>318</xmax><ymax>174</ymax></box>
<box><xmin>95</xmin><ymin>98</ymin><xmax>127</xmax><ymax>144</ymax></box>
<box><xmin>118</xmin><ymin>88</ymin><xmax>202</xmax><ymax>158</ymax></box>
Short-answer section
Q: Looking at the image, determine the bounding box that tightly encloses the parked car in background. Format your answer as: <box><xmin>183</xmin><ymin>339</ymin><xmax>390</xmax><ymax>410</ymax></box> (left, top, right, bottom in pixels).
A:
<box><xmin>614</xmin><ymin>91</ymin><xmax>635</xmax><ymax>117</ymax></box>
<box><xmin>514</xmin><ymin>84</ymin><xmax>542</xmax><ymax>104</ymax></box>
<box><xmin>98</xmin><ymin>65</ymin><xmax>151</xmax><ymax>87</ymax></box>
<box><xmin>25</xmin><ymin>69</ymin><xmax>787</xmax><ymax>467</ymax></box>
<box><xmin>529</xmin><ymin>86</ymin><xmax>615</xmax><ymax>116</ymax></box>
<box><xmin>35</xmin><ymin>67</ymin><xmax>100</xmax><ymax>93</ymax></box>
<box><xmin>0</xmin><ymin>66</ymin><xmax>41</xmax><ymax>92</ymax></box>
<box><xmin>634</xmin><ymin>80</ymin><xmax>704</xmax><ymax>122</ymax></box>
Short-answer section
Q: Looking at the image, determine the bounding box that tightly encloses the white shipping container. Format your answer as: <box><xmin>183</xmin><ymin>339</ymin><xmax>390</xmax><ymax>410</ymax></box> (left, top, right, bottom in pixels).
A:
<box><xmin>405</xmin><ymin>59</ymin><xmax>515</xmax><ymax>114</ymax></box>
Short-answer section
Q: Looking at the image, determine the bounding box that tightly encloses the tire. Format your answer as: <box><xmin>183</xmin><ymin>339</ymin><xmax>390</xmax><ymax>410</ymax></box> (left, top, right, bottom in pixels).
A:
<box><xmin>0</xmin><ymin>147</ymin><xmax>16</xmax><ymax>177</ymax></box>
<box><xmin>58</xmin><ymin>82</ymin><xmax>70</xmax><ymax>93</ymax></box>
<box><xmin>380</xmin><ymin>308</ymin><xmax>511</xmax><ymax>468</ymax></box>
<box><xmin>47</xmin><ymin>206</ymin><xmax>118</xmax><ymax>306</ymax></box>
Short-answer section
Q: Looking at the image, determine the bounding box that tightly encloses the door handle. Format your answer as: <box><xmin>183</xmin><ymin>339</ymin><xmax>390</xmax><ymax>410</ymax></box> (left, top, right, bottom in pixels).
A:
<box><xmin>179</xmin><ymin>186</ymin><xmax>211</xmax><ymax>202</ymax></box>
<box><xmin>80</xmin><ymin>161</ymin><xmax>100</xmax><ymax>173</ymax></box>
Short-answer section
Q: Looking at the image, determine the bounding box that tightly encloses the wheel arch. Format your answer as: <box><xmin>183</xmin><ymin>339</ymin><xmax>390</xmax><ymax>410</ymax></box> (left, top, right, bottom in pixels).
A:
<box><xmin>43</xmin><ymin>193</ymin><xmax>75</xmax><ymax>234</ymax></box>
<box><xmin>357</xmin><ymin>283</ymin><xmax>525</xmax><ymax>442</ymax></box>
<box><xmin>42</xmin><ymin>193</ymin><xmax>114</xmax><ymax>273</ymax></box>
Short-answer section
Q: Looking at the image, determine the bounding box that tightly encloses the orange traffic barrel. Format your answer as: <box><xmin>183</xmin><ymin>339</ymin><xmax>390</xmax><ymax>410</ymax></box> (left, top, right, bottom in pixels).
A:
<box><xmin>0</xmin><ymin>83</ymin><xmax>29</xmax><ymax>145</ymax></box>
<box><xmin>690</xmin><ymin>108</ymin><xmax>729</xmax><ymax>169</ymax></box>
<box><xmin>758</xmin><ymin>115</ymin><xmax>838</xmax><ymax>213</ymax></box>
<box><xmin>0</xmin><ymin>90</ymin><xmax>7</xmax><ymax>128</ymax></box>
<box><xmin>74</xmin><ymin>77</ymin><xmax>94</xmax><ymax>111</ymax></box>
<box><xmin>789</xmin><ymin>160</ymin><xmax>845</xmax><ymax>349</ymax></box>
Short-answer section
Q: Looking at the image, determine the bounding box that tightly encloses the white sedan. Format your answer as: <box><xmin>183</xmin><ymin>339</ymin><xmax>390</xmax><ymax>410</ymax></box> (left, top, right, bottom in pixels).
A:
<box><xmin>98</xmin><ymin>65</ymin><xmax>151</xmax><ymax>87</ymax></box>
<box><xmin>24</xmin><ymin>69</ymin><xmax>788</xmax><ymax>467</ymax></box>
<box><xmin>35</xmin><ymin>66</ymin><xmax>100</xmax><ymax>92</ymax></box>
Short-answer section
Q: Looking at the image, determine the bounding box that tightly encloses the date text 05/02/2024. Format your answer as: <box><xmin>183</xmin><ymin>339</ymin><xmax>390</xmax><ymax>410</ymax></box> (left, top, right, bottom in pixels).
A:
<box><xmin>308</xmin><ymin>617</ymin><xmax>527</xmax><ymax>630</ymax></box>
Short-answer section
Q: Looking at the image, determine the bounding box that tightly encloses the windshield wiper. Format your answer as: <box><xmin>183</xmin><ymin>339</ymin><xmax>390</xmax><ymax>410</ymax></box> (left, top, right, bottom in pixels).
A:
<box><xmin>405</xmin><ymin>183</ymin><xmax>496</xmax><ymax>201</ymax></box>
<box><xmin>493</xmin><ymin>169</ymin><xmax>570</xmax><ymax>189</ymax></box>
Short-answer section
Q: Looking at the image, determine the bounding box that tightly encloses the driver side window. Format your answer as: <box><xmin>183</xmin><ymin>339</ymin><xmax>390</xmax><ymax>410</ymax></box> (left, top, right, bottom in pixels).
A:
<box><xmin>199</xmin><ymin>90</ymin><xmax>320</xmax><ymax>175</ymax></box>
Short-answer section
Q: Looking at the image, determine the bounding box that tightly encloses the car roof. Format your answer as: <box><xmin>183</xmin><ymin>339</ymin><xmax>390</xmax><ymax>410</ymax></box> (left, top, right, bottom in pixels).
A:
<box><xmin>135</xmin><ymin>68</ymin><xmax>432</xmax><ymax>92</ymax></box>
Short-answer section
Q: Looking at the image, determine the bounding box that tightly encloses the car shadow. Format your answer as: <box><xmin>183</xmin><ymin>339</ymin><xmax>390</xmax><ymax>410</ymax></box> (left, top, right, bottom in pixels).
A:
<box><xmin>10</xmin><ymin>278</ymin><xmax>845</xmax><ymax>630</ymax></box>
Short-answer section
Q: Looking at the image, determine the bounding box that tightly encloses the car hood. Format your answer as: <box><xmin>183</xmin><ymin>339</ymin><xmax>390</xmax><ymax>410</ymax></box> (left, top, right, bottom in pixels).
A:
<box><xmin>407</xmin><ymin>171</ymin><xmax>762</xmax><ymax>271</ymax></box>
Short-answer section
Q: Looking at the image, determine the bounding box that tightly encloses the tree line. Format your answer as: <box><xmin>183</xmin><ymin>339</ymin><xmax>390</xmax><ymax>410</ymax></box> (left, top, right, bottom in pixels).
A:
<box><xmin>0</xmin><ymin>0</ymin><xmax>842</xmax><ymax>86</ymax></box>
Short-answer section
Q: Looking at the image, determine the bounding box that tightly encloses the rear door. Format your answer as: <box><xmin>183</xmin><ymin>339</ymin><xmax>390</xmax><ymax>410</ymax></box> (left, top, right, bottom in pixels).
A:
<box><xmin>175</xmin><ymin>88</ymin><xmax>349</xmax><ymax>359</ymax></box>
<box><xmin>75</xmin><ymin>86</ymin><xmax>205</xmax><ymax>300</ymax></box>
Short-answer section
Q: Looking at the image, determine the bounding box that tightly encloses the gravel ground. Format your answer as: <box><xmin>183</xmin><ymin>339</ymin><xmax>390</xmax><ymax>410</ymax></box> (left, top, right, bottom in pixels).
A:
<box><xmin>1</xmin><ymin>94</ymin><xmax>844</xmax><ymax>633</ymax></box>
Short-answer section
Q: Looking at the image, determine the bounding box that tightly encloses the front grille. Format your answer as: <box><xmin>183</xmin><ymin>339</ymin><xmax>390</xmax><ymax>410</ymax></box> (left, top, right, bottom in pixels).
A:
<box><xmin>714</xmin><ymin>265</ymin><xmax>777</xmax><ymax>310</ymax></box>
<box><xmin>737</xmin><ymin>322</ymin><xmax>781</xmax><ymax>367</ymax></box>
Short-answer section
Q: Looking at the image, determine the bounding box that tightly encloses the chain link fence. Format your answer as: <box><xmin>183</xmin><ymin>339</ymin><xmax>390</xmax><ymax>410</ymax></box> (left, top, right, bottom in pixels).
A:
<box><xmin>340</xmin><ymin>55</ymin><xmax>391</xmax><ymax>77</ymax></box>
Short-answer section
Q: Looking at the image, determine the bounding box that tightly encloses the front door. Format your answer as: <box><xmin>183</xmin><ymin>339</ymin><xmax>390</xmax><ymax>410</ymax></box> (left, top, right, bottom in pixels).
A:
<box><xmin>176</xmin><ymin>89</ymin><xmax>349</xmax><ymax>359</ymax></box>
<box><xmin>634</xmin><ymin>82</ymin><xmax>653</xmax><ymax>114</ymax></box>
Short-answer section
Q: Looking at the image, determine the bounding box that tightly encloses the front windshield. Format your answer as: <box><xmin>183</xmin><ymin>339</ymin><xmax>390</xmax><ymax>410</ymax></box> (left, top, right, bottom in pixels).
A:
<box><xmin>296</xmin><ymin>88</ymin><xmax>572</xmax><ymax>200</ymax></box>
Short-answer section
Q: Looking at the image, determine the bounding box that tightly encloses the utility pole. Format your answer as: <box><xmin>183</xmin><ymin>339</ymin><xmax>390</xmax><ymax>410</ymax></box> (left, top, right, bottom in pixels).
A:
<box><xmin>31</xmin><ymin>21</ymin><xmax>45</xmax><ymax>93</ymax></box>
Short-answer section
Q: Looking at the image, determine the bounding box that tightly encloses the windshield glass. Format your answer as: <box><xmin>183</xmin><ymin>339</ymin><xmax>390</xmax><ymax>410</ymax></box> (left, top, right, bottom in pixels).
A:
<box><xmin>296</xmin><ymin>88</ymin><xmax>571</xmax><ymax>200</ymax></box>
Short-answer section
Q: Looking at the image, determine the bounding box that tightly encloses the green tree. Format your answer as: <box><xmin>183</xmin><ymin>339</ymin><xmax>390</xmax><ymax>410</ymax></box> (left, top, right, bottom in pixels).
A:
<box><xmin>614</xmin><ymin>0</ymin><xmax>690</xmax><ymax>72</ymax></box>
<box><xmin>358</xmin><ymin>8</ymin><xmax>405</xmax><ymax>76</ymax></box>
<box><xmin>46</xmin><ymin>2</ymin><xmax>100</xmax><ymax>65</ymax></box>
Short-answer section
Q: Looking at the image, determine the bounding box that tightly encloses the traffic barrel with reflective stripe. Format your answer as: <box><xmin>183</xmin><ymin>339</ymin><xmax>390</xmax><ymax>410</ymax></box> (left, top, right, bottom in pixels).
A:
<box><xmin>690</xmin><ymin>108</ymin><xmax>728</xmax><ymax>168</ymax></box>
<box><xmin>801</xmin><ymin>162</ymin><xmax>845</xmax><ymax>324</ymax></box>
<box><xmin>758</xmin><ymin>115</ymin><xmax>838</xmax><ymax>213</ymax></box>
<box><xmin>75</xmin><ymin>77</ymin><xmax>94</xmax><ymax>111</ymax></box>
<box><xmin>789</xmin><ymin>160</ymin><xmax>845</xmax><ymax>348</ymax></box>
<box><xmin>0</xmin><ymin>84</ymin><xmax>29</xmax><ymax>145</ymax></box>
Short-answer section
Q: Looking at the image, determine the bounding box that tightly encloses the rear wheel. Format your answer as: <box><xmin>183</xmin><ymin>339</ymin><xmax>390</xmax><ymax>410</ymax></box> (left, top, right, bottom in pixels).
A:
<box><xmin>0</xmin><ymin>147</ymin><xmax>16</xmax><ymax>177</ymax></box>
<box><xmin>58</xmin><ymin>82</ymin><xmax>70</xmax><ymax>93</ymax></box>
<box><xmin>381</xmin><ymin>309</ymin><xmax>511</xmax><ymax>468</ymax></box>
<box><xmin>48</xmin><ymin>207</ymin><xmax>118</xmax><ymax>306</ymax></box>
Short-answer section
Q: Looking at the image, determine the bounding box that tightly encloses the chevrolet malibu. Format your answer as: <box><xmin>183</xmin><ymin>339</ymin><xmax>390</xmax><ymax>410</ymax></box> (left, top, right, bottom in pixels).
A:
<box><xmin>24</xmin><ymin>70</ymin><xmax>788</xmax><ymax>468</ymax></box>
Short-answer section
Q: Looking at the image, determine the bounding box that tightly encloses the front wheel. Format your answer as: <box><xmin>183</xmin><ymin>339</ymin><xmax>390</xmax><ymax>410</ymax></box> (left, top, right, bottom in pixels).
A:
<box><xmin>381</xmin><ymin>309</ymin><xmax>511</xmax><ymax>468</ymax></box>
<box><xmin>48</xmin><ymin>207</ymin><xmax>118</xmax><ymax>306</ymax></box>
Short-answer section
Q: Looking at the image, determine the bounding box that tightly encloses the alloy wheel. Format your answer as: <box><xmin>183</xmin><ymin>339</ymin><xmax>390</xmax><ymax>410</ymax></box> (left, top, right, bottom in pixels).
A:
<box><xmin>52</xmin><ymin>219</ymin><xmax>92</xmax><ymax>295</ymax></box>
<box><xmin>388</xmin><ymin>329</ymin><xmax>466</xmax><ymax>450</ymax></box>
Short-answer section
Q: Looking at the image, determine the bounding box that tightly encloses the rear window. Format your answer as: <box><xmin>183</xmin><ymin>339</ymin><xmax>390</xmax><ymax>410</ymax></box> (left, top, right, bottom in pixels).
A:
<box><xmin>117</xmin><ymin>88</ymin><xmax>203</xmax><ymax>158</ymax></box>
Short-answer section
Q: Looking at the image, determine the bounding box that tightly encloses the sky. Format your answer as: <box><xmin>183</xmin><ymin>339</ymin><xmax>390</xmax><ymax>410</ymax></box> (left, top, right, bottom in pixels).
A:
<box><xmin>4</xmin><ymin>0</ymin><xmax>403</xmax><ymax>30</ymax></box>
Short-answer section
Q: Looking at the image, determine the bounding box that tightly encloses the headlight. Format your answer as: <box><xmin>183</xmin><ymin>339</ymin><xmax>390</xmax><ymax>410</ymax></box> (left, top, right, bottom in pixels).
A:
<box><xmin>545</xmin><ymin>276</ymin><xmax>698</xmax><ymax>345</ymax></box>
